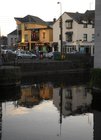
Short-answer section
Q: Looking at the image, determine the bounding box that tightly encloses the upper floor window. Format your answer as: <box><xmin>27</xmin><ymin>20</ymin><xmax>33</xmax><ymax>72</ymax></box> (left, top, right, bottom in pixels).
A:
<box><xmin>92</xmin><ymin>23</ymin><xmax>94</xmax><ymax>28</ymax></box>
<box><xmin>65</xmin><ymin>32</ymin><xmax>73</xmax><ymax>42</ymax></box>
<box><xmin>65</xmin><ymin>89</ymin><xmax>72</xmax><ymax>99</ymax></box>
<box><xmin>11</xmin><ymin>38</ymin><xmax>13</xmax><ymax>43</ymax></box>
<box><xmin>83</xmin><ymin>23</ymin><xmax>88</xmax><ymax>28</ymax></box>
<box><xmin>83</xmin><ymin>34</ymin><xmax>87</xmax><ymax>41</ymax></box>
<box><xmin>31</xmin><ymin>30</ymin><xmax>39</xmax><ymax>41</ymax></box>
<box><xmin>15</xmin><ymin>38</ymin><xmax>17</xmax><ymax>43</ymax></box>
<box><xmin>91</xmin><ymin>20</ymin><xmax>94</xmax><ymax>28</ymax></box>
<box><xmin>92</xmin><ymin>34</ymin><xmax>95</xmax><ymax>41</ymax></box>
<box><xmin>65</xmin><ymin>20</ymin><xmax>73</xmax><ymax>29</ymax></box>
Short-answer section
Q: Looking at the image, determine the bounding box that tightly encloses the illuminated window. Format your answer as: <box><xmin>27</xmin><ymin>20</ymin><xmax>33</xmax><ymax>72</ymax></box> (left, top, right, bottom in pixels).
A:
<box><xmin>31</xmin><ymin>30</ymin><xmax>39</xmax><ymax>41</ymax></box>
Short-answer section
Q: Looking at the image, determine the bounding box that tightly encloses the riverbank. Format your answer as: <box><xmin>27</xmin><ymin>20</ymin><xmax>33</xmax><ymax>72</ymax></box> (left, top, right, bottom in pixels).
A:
<box><xmin>0</xmin><ymin>54</ymin><xmax>93</xmax><ymax>86</ymax></box>
<box><xmin>0</xmin><ymin>60</ymin><xmax>91</xmax><ymax>86</ymax></box>
<box><xmin>0</xmin><ymin>66</ymin><xmax>21</xmax><ymax>86</ymax></box>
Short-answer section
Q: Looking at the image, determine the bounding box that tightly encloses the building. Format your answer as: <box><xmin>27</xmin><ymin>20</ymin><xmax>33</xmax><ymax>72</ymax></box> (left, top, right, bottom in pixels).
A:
<box><xmin>94</xmin><ymin>0</ymin><xmax>101</xmax><ymax>68</ymax></box>
<box><xmin>53</xmin><ymin>10</ymin><xmax>95</xmax><ymax>56</ymax></box>
<box><xmin>14</xmin><ymin>15</ymin><xmax>53</xmax><ymax>51</ymax></box>
<box><xmin>53</xmin><ymin>85</ymin><xmax>92</xmax><ymax>117</ymax></box>
<box><xmin>7</xmin><ymin>29</ymin><xmax>17</xmax><ymax>48</ymax></box>
<box><xmin>0</xmin><ymin>36</ymin><xmax>7</xmax><ymax>48</ymax></box>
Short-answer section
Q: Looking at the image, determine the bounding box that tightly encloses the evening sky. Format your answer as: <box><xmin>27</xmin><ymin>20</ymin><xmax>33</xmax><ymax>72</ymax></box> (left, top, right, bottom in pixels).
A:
<box><xmin>0</xmin><ymin>0</ymin><xmax>95</xmax><ymax>36</ymax></box>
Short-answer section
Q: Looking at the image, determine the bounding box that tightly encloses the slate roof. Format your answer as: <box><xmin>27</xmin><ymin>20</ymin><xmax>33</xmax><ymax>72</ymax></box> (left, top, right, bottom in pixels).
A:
<box><xmin>15</xmin><ymin>15</ymin><xmax>48</xmax><ymax>26</ymax></box>
<box><xmin>8</xmin><ymin>29</ymin><xmax>17</xmax><ymax>35</ymax></box>
<box><xmin>66</xmin><ymin>10</ymin><xmax>95</xmax><ymax>24</ymax></box>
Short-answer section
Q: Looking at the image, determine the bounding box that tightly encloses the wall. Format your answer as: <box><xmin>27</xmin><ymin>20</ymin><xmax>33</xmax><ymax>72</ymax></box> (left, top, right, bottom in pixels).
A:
<box><xmin>94</xmin><ymin>0</ymin><xmax>101</xmax><ymax>68</ymax></box>
<box><xmin>7</xmin><ymin>34</ymin><xmax>17</xmax><ymax>47</ymax></box>
<box><xmin>53</xmin><ymin>12</ymin><xmax>94</xmax><ymax>54</ymax></box>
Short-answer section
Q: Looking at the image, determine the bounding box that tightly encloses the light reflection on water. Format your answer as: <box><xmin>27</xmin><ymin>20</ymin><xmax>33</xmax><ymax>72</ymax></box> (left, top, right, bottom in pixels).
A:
<box><xmin>0</xmin><ymin>82</ymin><xmax>100</xmax><ymax>140</ymax></box>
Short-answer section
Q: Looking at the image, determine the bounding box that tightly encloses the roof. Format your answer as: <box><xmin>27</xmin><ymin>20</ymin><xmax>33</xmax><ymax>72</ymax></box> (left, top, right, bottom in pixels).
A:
<box><xmin>14</xmin><ymin>15</ymin><xmax>48</xmax><ymax>26</ymax></box>
<box><xmin>65</xmin><ymin>10</ymin><xmax>95</xmax><ymax>24</ymax></box>
<box><xmin>46</xmin><ymin>21</ymin><xmax>54</xmax><ymax>26</ymax></box>
<box><xmin>7</xmin><ymin>29</ymin><xmax>17</xmax><ymax>35</ymax></box>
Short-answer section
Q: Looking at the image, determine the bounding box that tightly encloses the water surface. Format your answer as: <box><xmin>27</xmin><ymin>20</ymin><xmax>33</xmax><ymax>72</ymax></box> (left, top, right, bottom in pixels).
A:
<box><xmin>0</xmin><ymin>82</ymin><xmax>101</xmax><ymax>140</ymax></box>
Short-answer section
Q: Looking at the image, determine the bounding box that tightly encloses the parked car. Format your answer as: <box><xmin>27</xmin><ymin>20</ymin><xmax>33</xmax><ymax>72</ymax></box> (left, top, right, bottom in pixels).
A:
<box><xmin>16</xmin><ymin>51</ymin><xmax>37</xmax><ymax>59</ymax></box>
<box><xmin>1</xmin><ymin>49</ymin><xmax>15</xmax><ymax>54</ymax></box>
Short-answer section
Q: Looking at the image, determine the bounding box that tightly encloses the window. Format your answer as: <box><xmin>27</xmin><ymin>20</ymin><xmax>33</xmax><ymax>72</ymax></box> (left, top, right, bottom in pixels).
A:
<box><xmin>15</xmin><ymin>38</ymin><xmax>17</xmax><ymax>43</ymax></box>
<box><xmin>59</xmin><ymin>34</ymin><xmax>61</xmax><ymax>40</ymax></box>
<box><xmin>65</xmin><ymin>89</ymin><xmax>72</xmax><ymax>99</ymax></box>
<box><xmin>92</xmin><ymin>23</ymin><xmax>94</xmax><ymax>28</ymax></box>
<box><xmin>11</xmin><ymin>38</ymin><xmax>13</xmax><ymax>43</ymax></box>
<box><xmin>65</xmin><ymin>102</ymin><xmax>72</xmax><ymax>110</ymax></box>
<box><xmin>65</xmin><ymin>20</ymin><xmax>73</xmax><ymax>29</ymax></box>
<box><xmin>83</xmin><ymin>23</ymin><xmax>88</xmax><ymax>28</ymax></box>
<box><xmin>65</xmin><ymin>32</ymin><xmax>73</xmax><ymax>42</ymax></box>
<box><xmin>31</xmin><ymin>30</ymin><xmax>39</xmax><ymax>41</ymax></box>
<box><xmin>83</xmin><ymin>34</ymin><xmax>87</xmax><ymax>41</ymax></box>
<box><xmin>92</xmin><ymin>34</ymin><xmax>95</xmax><ymax>41</ymax></box>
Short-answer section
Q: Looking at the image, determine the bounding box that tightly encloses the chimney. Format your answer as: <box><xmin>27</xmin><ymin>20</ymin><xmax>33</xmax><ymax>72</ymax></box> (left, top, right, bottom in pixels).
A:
<box><xmin>53</xmin><ymin>18</ymin><xmax>56</xmax><ymax>22</ymax></box>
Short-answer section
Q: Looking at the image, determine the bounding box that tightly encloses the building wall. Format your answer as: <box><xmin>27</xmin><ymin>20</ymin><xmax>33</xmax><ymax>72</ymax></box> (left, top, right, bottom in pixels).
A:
<box><xmin>7</xmin><ymin>34</ymin><xmax>17</xmax><ymax>47</ymax></box>
<box><xmin>53</xmin><ymin>85</ymin><xmax>92</xmax><ymax>117</ymax></box>
<box><xmin>94</xmin><ymin>0</ymin><xmax>101</xmax><ymax>68</ymax></box>
<box><xmin>16</xmin><ymin>21</ymin><xmax>53</xmax><ymax>50</ymax></box>
<box><xmin>53</xmin><ymin>12</ymin><xmax>94</xmax><ymax>54</ymax></box>
<box><xmin>40</xmin><ymin>29</ymin><xmax>53</xmax><ymax>43</ymax></box>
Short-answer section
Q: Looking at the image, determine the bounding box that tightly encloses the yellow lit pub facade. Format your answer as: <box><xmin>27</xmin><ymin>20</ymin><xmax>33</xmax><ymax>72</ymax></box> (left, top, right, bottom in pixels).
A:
<box><xmin>14</xmin><ymin>15</ymin><xmax>53</xmax><ymax>51</ymax></box>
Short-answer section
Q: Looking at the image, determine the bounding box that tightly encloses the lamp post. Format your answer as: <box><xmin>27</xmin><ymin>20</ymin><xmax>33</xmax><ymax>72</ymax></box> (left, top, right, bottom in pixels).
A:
<box><xmin>57</xmin><ymin>2</ymin><xmax>63</xmax><ymax>58</ymax></box>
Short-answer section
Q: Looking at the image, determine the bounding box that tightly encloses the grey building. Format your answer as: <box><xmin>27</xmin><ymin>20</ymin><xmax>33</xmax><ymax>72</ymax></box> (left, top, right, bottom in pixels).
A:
<box><xmin>7</xmin><ymin>29</ymin><xmax>17</xmax><ymax>48</ymax></box>
<box><xmin>94</xmin><ymin>0</ymin><xmax>101</xmax><ymax>68</ymax></box>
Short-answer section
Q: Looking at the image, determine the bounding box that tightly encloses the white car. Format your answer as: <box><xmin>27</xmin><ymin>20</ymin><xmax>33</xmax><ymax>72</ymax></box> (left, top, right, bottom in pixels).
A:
<box><xmin>16</xmin><ymin>51</ymin><xmax>37</xmax><ymax>59</ymax></box>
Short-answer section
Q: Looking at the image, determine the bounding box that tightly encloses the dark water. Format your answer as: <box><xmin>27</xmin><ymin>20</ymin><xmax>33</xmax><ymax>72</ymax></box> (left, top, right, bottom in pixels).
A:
<box><xmin>0</xmin><ymin>77</ymin><xmax>101</xmax><ymax>140</ymax></box>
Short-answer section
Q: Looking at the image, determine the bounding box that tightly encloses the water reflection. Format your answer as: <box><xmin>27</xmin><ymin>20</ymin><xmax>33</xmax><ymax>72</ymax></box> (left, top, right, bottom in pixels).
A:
<box><xmin>0</xmin><ymin>83</ymin><xmax>101</xmax><ymax>140</ymax></box>
<box><xmin>16</xmin><ymin>83</ymin><xmax>53</xmax><ymax>108</ymax></box>
<box><xmin>53</xmin><ymin>85</ymin><xmax>92</xmax><ymax>117</ymax></box>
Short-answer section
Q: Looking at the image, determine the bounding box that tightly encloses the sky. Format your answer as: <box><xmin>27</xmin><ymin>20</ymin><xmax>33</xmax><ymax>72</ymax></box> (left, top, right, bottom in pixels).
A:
<box><xmin>0</xmin><ymin>0</ymin><xmax>95</xmax><ymax>36</ymax></box>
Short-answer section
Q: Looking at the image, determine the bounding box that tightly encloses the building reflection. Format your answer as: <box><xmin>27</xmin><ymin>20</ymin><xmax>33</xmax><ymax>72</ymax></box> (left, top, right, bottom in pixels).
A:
<box><xmin>40</xmin><ymin>83</ymin><xmax>53</xmax><ymax>100</ymax></box>
<box><xmin>53</xmin><ymin>85</ymin><xmax>92</xmax><ymax>117</ymax></box>
<box><xmin>18</xmin><ymin>85</ymin><xmax>41</xmax><ymax>108</ymax></box>
<box><xmin>18</xmin><ymin>83</ymin><xmax>53</xmax><ymax>108</ymax></box>
<box><xmin>53</xmin><ymin>85</ymin><xmax>93</xmax><ymax>137</ymax></box>
<box><xmin>1</xmin><ymin>83</ymin><xmax>101</xmax><ymax>140</ymax></box>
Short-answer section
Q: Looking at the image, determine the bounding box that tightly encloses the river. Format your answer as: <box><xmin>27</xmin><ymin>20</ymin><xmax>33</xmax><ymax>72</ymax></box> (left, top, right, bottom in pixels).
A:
<box><xmin>0</xmin><ymin>75</ymin><xmax>101</xmax><ymax>140</ymax></box>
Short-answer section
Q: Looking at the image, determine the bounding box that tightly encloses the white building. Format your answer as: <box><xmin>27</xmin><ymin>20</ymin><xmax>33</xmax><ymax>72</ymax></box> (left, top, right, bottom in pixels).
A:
<box><xmin>53</xmin><ymin>85</ymin><xmax>92</xmax><ymax>117</ymax></box>
<box><xmin>53</xmin><ymin>10</ymin><xmax>95</xmax><ymax>56</ymax></box>
<box><xmin>94</xmin><ymin>0</ymin><xmax>101</xmax><ymax>68</ymax></box>
<box><xmin>7</xmin><ymin>29</ymin><xmax>17</xmax><ymax>48</ymax></box>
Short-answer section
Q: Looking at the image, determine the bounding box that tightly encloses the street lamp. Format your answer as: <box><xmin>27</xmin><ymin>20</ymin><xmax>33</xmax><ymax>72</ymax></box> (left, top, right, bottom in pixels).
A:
<box><xmin>57</xmin><ymin>2</ymin><xmax>63</xmax><ymax>58</ymax></box>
